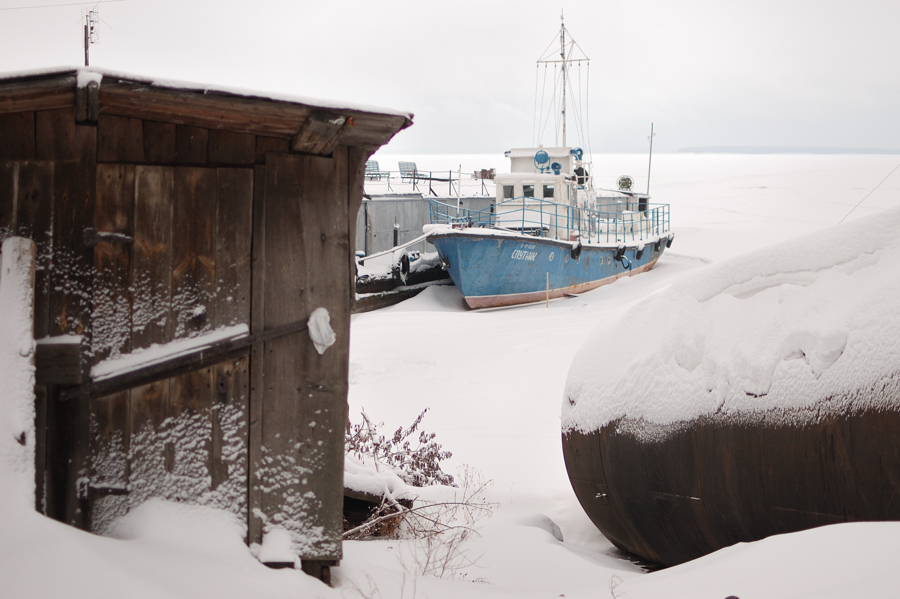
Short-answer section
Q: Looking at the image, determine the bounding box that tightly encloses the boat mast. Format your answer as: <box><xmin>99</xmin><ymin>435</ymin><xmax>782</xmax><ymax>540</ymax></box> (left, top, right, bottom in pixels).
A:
<box><xmin>560</xmin><ymin>13</ymin><xmax>566</xmax><ymax>148</ymax></box>
<box><xmin>535</xmin><ymin>16</ymin><xmax>588</xmax><ymax>155</ymax></box>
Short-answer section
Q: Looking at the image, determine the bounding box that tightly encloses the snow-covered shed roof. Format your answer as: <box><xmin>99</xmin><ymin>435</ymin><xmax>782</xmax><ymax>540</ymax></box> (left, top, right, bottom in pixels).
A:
<box><xmin>0</xmin><ymin>67</ymin><xmax>412</xmax><ymax>155</ymax></box>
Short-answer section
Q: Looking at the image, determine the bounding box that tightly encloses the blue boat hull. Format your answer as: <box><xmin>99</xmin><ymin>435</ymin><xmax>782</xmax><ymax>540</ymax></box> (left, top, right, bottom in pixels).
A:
<box><xmin>428</xmin><ymin>232</ymin><xmax>667</xmax><ymax>309</ymax></box>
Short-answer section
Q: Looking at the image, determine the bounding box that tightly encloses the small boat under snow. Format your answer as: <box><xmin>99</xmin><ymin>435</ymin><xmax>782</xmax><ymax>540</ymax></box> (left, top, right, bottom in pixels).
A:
<box><xmin>425</xmin><ymin>19</ymin><xmax>673</xmax><ymax>309</ymax></box>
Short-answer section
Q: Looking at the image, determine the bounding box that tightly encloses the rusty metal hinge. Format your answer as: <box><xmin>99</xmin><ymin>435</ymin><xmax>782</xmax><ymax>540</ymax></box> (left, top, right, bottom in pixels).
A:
<box><xmin>76</xmin><ymin>478</ymin><xmax>129</xmax><ymax>499</ymax></box>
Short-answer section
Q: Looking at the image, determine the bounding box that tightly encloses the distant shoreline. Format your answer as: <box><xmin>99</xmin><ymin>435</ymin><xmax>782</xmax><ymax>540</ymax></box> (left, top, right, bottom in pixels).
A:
<box><xmin>678</xmin><ymin>146</ymin><xmax>900</xmax><ymax>155</ymax></box>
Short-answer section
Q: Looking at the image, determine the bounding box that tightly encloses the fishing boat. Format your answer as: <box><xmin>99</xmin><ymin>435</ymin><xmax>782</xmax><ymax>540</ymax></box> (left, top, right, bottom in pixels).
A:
<box><xmin>425</xmin><ymin>18</ymin><xmax>673</xmax><ymax>309</ymax></box>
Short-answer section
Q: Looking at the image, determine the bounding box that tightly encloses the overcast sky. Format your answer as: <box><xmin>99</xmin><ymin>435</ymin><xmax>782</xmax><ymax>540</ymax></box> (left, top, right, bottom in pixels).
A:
<box><xmin>2</xmin><ymin>0</ymin><xmax>898</xmax><ymax>154</ymax></box>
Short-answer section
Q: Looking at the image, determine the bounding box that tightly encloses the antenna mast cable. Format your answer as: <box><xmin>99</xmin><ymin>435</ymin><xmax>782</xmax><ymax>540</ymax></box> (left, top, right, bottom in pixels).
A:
<box><xmin>560</xmin><ymin>13</ymin><xmax>566</xmax><ymax>147</ymax></box>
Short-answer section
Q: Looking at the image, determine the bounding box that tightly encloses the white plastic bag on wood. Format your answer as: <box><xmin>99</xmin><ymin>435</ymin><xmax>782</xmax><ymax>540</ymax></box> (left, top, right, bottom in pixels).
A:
<box><xmin>308</xmin><ymin>307</ymin><xmax>336</xmax><ymax>355</ymax></box>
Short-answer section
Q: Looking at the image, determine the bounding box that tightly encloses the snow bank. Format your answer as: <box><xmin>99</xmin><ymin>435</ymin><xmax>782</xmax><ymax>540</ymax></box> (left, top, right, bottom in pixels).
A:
<box><xmin>623</xmin><ymin>522</ymin><xmax>900</xmax><ymax>599</ymax></box>
<box><xmin>108</xmin><ymin>498</ymin><xmax>246</xmax><ymax>557</ymax></box>
<box><xmin>256</xmin><ymin>527</ymin><xmax>297</xmax><ymax>565</ymax></box>
<box><xmin>344</xmin><ymin>454</ymin><xmax>411</xmax><ymax>501</ymax></box>
<box><xmin>563</xmin><ymin>205</ymin><xmax>900</xmax><ymax>436</ymax></box>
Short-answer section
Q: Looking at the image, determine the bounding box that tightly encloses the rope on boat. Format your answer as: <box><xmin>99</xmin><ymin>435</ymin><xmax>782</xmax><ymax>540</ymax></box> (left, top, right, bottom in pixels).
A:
<box><xmin>357</xmin><ymin>231</ymin><xmax>432</xmax><ymax>265</ymax></box>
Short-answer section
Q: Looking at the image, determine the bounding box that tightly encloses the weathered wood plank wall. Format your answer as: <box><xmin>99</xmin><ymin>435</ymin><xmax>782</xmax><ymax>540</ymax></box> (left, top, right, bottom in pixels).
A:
<box><xmin>86</xmin><ymin>118</ymin><xmax>256</xmax><ymax>533</ymax></box>
<box><xmin>251</xmin><ymin>150</ymin><xmax>350</xmax><ymax>560</ymax></box>
<box><xmin>0</xmin><ymin>73</ymin><xmax>407</xmax><ymax>575</ymax></box>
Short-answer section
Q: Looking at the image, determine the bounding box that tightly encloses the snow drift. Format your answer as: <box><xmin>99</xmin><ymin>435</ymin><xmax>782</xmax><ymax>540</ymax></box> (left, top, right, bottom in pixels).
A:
<box><xmin>563</xmin><ymin>205</ymin><xmax>900</xmax><ymax>437</ymax></box>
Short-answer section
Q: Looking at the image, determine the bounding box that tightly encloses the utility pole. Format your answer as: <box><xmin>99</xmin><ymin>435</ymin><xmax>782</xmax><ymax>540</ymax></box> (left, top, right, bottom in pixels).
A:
<box><xmin>83</xmin><ymin>9</ymin><xmax>99</xmax><ymax>66</ymax></box>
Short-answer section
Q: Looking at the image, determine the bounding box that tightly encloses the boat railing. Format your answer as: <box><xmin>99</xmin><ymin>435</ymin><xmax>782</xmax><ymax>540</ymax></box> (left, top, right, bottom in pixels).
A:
<box><xmin>429</xmin><ymin>197</ymin><xmax>670</xmax><ymax>244</ymax></box>
<box><xmin>365</xmin><ymin>168</ymin><xmax>495</xmax><ymax>197</ymax></box>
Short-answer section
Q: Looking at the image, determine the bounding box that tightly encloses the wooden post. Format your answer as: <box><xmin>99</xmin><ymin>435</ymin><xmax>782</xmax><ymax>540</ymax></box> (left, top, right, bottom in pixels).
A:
<box><xmin>546</xmin><ymin>272</ymin><xmax>549</xmax><ymax>308</ymax></box>
<box><xmin>0</xmin><ymin>237</ymin><xmax>36</xmax><ymax>501</ymax></box>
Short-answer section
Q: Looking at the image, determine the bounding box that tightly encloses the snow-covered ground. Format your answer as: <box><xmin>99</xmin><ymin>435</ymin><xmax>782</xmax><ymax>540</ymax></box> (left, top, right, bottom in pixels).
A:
<box><xmin>3</xmin><ymin>153</ymin><xmax>900</xmax><ymax>598</ymax></box>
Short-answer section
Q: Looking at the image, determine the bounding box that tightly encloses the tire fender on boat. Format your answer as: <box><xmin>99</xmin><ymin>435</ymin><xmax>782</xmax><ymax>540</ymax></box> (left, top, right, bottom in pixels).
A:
<box><xmin>392</xmin><ymin>249</ymin><xmax>410</xmax><ymax>284</ymax></box>
<box><xmin>570</xmin><ymin>241</ymin><xmax>583</xmax><ymax>261</ymax></box>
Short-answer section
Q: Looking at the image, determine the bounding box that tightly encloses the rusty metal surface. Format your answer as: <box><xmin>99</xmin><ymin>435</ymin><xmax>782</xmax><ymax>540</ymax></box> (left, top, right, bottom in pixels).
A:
<box><xmin>563</xmin><ymin>372</ymin><xmax>900</xmax><ymax>567</ymax></box>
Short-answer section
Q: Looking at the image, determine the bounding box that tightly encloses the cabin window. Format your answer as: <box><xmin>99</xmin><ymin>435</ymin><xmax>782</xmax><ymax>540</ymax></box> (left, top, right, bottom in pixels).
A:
<box><xmin>503</xmin><ymin>185</ymin><xmax>515</xmax><ymax>199</ymax></box>
<box><xmin>523</xmin><ymin>184</ymin><xmax>535</xmax><ymax>198</ymax></box>
<box><xmin>543</xmin><ymin>184</ymin><xmax>555</xmax><ymax>199</ymax></box>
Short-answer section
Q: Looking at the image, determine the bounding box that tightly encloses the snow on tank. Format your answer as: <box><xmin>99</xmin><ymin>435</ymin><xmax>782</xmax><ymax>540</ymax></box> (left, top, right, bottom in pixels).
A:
<box><xmin>563</xmin><ymin>205</ymin><xmax>900</xmax><ymax>435</ymax></box>
<box><xmin>561</xmin><ymin>205</ymin><xmax>900</xmax><ymax>567</ymax></box>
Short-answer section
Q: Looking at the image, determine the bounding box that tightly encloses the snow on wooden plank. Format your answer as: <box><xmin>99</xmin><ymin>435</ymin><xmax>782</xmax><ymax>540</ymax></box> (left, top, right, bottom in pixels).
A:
<box><xmin>91</xmin><ymin>323</ymin><xmax>249</xmax><ymax>381</ymax></box>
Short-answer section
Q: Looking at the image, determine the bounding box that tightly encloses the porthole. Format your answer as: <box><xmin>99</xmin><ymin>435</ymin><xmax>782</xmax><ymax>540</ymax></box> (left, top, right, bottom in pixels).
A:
<box><xmin>549</xmin><ymin>252</ymin><xmax>555</xmax><ymax>262</ymax></box>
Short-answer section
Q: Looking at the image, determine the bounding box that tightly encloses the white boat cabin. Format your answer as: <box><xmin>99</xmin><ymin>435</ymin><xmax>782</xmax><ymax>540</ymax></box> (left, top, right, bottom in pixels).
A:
<box><xmin>493</xmin><ymin>146</ymin><xmax>595</xmax><ymax>240</ymax></box>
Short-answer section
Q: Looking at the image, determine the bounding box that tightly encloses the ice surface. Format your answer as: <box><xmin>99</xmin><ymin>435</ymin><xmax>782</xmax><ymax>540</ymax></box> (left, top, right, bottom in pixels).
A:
<box><xmin>562</xmin><ymin>205</ymin><xmax>900</xmax><ymax>436</ymax></box>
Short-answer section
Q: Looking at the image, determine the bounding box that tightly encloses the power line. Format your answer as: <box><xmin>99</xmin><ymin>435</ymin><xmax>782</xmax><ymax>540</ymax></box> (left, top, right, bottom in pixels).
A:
<box><xmin>0</xmin><ymin>0</ymin><xmax>125</xmax><ymax>12</ymax></box>
<box><xmin>838</xmin><ymin>161</ymin><xmax>900</xmax><ymax>224</ymax></box>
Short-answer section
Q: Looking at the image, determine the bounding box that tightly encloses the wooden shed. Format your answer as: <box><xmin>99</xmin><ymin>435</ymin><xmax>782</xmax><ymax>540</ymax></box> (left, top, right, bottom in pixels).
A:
<box><xmin>0</xmin><ymin>67</ymin><xmax>410</xmax><ymax>581</ymax></box>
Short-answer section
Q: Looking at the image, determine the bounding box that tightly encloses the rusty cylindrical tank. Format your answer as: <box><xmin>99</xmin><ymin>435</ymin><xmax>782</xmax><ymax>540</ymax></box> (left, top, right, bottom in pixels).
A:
<box><xmin>563</xmin><ymin>371</ymin><xmax>900</xmax><ymax>567</ymax></box>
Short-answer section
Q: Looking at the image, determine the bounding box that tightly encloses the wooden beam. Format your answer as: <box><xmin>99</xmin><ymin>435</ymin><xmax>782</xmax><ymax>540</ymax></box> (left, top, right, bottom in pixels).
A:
<box><xmin>0</xmin><ymin>75</ymin><xmax>75</xmax><ymax>115</ymax></box>
<box><xmin>98</xmin><ymin>80</ymin><xmax>411</xmax><ymax>150</ymax></box>
<box><xmin>74</xmin><ymin>80</ymin><xmax>99</xmax><ymax>123</ymax></box>
<box><xmin>0</xmin><ymin>73</ymin><xmax>411</xmax><ymax>154</ymax></box>
<box><xmin>0</xmin><ymin>73</ymin><xmax>411</xmax><ymax>150</ymax></box>
<box><xmin>99</xmin><ymin>81</ymin><xmax>309</xmax><ymax>138</ymax></box>
<box><xmin>291</xmin><ymin>110</ymin><xmax>348</xmax><ymax>155</ymax></box>
<box><xmin>61</xmin><ymin>318</ymin><xmax>310</xmax><ymax>401</ymax></box>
